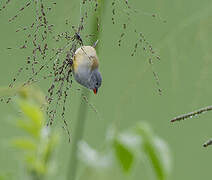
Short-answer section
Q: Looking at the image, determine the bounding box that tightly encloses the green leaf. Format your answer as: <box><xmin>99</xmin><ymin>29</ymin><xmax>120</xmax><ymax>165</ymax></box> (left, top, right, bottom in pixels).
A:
<box><xmin>78</xmin><ymin>141</ymin><xmax>112</xmax><ymax>169</ymax></box>
<box><xmin>18</xmin><ymin>99</ymin><xmax>44</xmax><ymax>128</ymax></box>
<box><xmin>42</xmin><ymin>133</ymin><xmax>59</xmax><ymax>164</ymax></box>
<box><xmin>113</xmin><ymin>138</ymin><xmax>134</xmax><ymax>173</ymax></box>
<box><xmin>16</xmin><ymin>119</ymin><xmax>40</xmax><ymax>138</ymax></box>
<box><xmin>15</xmin><ymin>99</ymin><xmax>44</xmax><ymax>138</ymax></box>
<box><xmin>25</xmin><ymin>154</ymin><xmax>46</xmax><ymax>175</ymax></box>
<box><xmin>154</xmin><ymin>137</ymin><xmax>172</xmax><ymax>177</ymax></box>
<box><xmin>136</xmin><ymin>122</ymin><xmax>170</xmax><ymax>180</ymax></box>
<box><xmin>12</xmin><ymin>138</ymin><xmax>36</xmax><ymax>151</ymax></box>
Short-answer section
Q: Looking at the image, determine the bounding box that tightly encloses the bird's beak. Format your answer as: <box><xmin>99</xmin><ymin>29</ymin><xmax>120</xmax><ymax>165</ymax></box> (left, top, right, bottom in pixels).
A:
<box><xmin>93</xmin><ymin>88</ymin><xmax>98</xmax><ymax>94</ymax></box>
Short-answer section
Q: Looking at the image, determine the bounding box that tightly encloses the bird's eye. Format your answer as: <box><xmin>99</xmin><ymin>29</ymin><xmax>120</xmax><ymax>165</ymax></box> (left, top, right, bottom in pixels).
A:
<box><xmin>96</xmin><ymin>82</ymin><xmax>98</xmax><ymax>86</ymax></box>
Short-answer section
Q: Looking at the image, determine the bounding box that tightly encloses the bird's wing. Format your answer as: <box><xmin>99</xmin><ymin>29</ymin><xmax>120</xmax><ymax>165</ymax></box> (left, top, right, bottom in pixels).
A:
<box><xmin>73</xmin><ymin>46</ymin><xmax>99</xmax><ymax>73</ymax></box>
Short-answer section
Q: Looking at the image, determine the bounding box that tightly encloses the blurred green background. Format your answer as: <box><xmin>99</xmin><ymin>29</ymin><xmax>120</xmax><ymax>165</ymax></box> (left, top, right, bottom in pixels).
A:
<box><xmin>1</xmin><ymin>0</ymin><xmax>212</xmax><ymax>179</ymax></box>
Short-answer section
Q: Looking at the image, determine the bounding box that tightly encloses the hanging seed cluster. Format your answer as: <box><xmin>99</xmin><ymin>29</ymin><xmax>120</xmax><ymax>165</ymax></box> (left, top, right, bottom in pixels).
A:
<box><xmin>1</xmin><ymin>0</ymin><xmax>102</xmax><ymax>140</ymax></box>
<box><xmin>1</xmin><ymin>0</ymin><xmax>166</xmax><ymax>140</ymax></box>
<box><xmin>8</xmin><ymin>0</ymin><xmax>56</xmax><ymax>89</ymax></box>
<box><xmin>0</xmin><ymin>0</ymin><xmax>11</xmax><ymax>12</ymax></box>
<box><xmin>112</xmin><ymin>0</ymin><xmax>163</xmax><ymax>94</ymax></box>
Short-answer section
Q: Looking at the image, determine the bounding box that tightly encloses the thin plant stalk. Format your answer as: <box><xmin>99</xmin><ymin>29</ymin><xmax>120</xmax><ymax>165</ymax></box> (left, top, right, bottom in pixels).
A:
<box><xmin>171</xmin><ymin>106</ymin><xmax>212</xmax><ymax>147</ymax></box>
<box><xmin>171</xmin><ymin>105</ymin><xmax>212</xmax><ymax>122</ymax></box>
<box><xmin>67</xmin><ymin>1</ymin><xmax>105</xmax><ymax>180</ymax></box>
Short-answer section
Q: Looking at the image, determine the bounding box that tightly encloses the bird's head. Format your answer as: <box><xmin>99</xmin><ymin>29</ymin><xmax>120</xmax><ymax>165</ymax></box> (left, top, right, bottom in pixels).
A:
<box><xmin>89</xmin><ymin>68</ymin><xmax>102</xmax><ymax>94</ymax></box>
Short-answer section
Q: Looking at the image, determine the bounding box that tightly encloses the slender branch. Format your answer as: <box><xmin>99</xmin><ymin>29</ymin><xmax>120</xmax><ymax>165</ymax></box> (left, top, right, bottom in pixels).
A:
<box><xmin>170</xmin><ymin>105</ymin><xmax>212</xmax><ymax>123</ymax></box>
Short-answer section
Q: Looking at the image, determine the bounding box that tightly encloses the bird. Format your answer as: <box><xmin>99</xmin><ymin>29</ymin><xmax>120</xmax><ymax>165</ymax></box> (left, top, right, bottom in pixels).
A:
<box><xmin>72</xmin><ymin>45</ymin><xmax>102</xmax><ymax>94</ymax></box>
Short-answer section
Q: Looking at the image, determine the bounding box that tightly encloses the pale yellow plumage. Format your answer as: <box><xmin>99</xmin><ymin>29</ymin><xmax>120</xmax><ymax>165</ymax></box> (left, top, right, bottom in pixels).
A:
<box><xmin>73</xmin><ymin>46</ymin><xmax>99</xmax><ymax>73</ymax></box>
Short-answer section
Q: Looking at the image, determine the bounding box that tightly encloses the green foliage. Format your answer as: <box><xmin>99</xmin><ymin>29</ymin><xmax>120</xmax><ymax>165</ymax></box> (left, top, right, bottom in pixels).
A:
<box><xmin>136</xmin><ymin>122</ymin><xmax>171</xmax><ymax>180</ymax></box>
<box><xmin>78</xmin><ymin>122</ymin><xmax>171</xmax><ymax>180</ymax></box>
<box><xmin>8</xmin><ymin>87</ymin><xmax>59</xmax><ymax>180</ymax></box>
<box><xmin>78</xmin><ymin>141</ymin><xmax>112</xmax><ymax>169</ymax></box>
<box><xmin>16</xmin><ymin>100</ymin><xmax>44</xmax><ymax>138</ymax></box>
<box><xmin>113</xmin><ymin>138</ymin><xmax>134</xmax><ymax>172</ymax></box>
